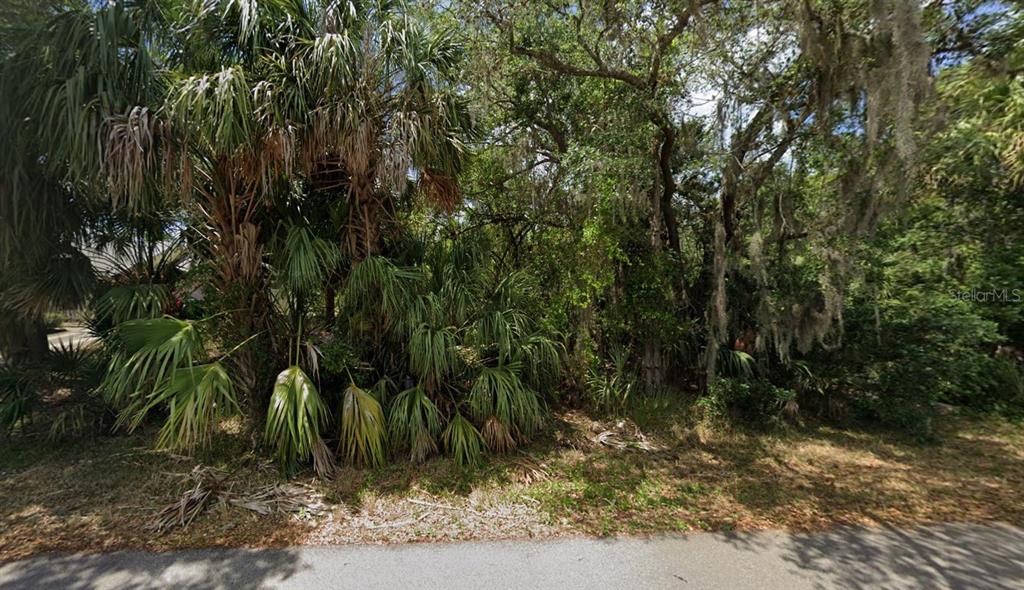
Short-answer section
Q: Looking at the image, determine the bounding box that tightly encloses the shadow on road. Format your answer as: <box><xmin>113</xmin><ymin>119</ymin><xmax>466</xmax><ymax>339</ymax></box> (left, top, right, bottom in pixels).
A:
<box><xmin>0</xmin><ymin>547</ymin><xmax>305</xmax><ymax>590</ymax></box>
<box><xmin>724</xmin><ymin>522</ymin><xmax>1024</xmax><ymax>589</ymax></box>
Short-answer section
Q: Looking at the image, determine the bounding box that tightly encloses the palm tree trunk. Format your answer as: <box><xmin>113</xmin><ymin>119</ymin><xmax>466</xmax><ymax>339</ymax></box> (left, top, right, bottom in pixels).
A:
<box><xmin>201</xmin><ymin>164</ymin><xmax>276</xmax><ymax>426</ymax></box>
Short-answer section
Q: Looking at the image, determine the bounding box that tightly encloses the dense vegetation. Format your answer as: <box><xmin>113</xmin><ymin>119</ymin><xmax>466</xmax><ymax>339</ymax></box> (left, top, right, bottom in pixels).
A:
<box><xmin>1</xmin><ymin>0</ymin><xmax>1021</xmax><ymax>477</ymax></box>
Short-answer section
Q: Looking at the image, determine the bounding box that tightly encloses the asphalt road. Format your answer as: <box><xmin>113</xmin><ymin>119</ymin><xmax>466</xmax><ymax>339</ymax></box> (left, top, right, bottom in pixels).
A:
<box><xmin>1</xmin><ymin>522</ymin><xmax>1022</xmax><ymax>589</ymax></box>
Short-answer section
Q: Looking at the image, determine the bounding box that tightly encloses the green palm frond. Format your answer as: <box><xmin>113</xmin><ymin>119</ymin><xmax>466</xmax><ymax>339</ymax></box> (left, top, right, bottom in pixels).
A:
<box><xmin>102</xmin><ymin>317</ymin><xmax>205</xmax><ymax>412</ymax></box>
<box><xmin>468</xmin><ymin>365</ymin><xmax>543</xmax><ymax>448</ymax></box>
<box><xmin>143</xmin><ymin>363</ymin><xmax>239</xmax><ymax>451</ymax></box>
<box><xmin>95</xmin><ymin>284</ymin><xmax>171</xmax><ymax>325</ymax></box>
<box><xmin>296</xmin><ymin>29</ymin><xmax>361</xmax><ymax>93</ymax></box>
<box><xmin>587</xmin><ymin>373</ymin><xmax>632</xmax><ymax>415</ymax></box>
<box><xmin>719</xmin><ymin>347</ymin><xmax>756</xmax><ymax>379</ymax></box>
<box><xmin>409</xmin><ymin>322</ymin><xmax>457</xmax><ymax>388</ymax></box>
<box><xmin>388</xmin><ymin>385</ymin><xmax>441</xmax><ymax>463</ymax></box>
<box><xmin>443</xmin><ymin>412</ymin><xmax>483</xmax><ymax>467</ymax></box>
<box><xmin>338</xmin><ymin>381</ymin><xmax>386</xmax><ymax>467</ymax></box>
<box><xmin>47</xmin><ymin>340</ymin><xmax>104</xmax><ymax>394</ymax></box>
<box><xmin>167</xmin><ymin>65</ymin><xmax>258</xmax><ymax>156</ymax></box>
<box><xmin>475</xmin><ymin>309</ymin><xmax>529</xmax><ymax>362</ymax></box>
<box><xmin>586</xmin><ymin>348</ymin><xmax>636</xmax><ymax>416</ymax></box>
<box><xmin>9</xmin><ymin>2</ymin><xmax>159</xmax><ymax>194</ymax></box>
<box><xmin>436</xmin><ymin>266</ymin><xmax>478</xmax><ymax>326</ymax></box>
<box><xmin>279</xmin><ymin>225</ymin><xmax>340</xmax><ymax>298</ymax></box>
<box><xmin>49</xmin><ymin>405</ymin><xmax>93</xmax><ymax>441</ymax></box>
<box><xmin>265</xmin><ymin>365</ymin><xmax>331</xmax><ymax>475</ymax></box>
<box><xmin>370</xmin><ymin>375</ymin><xmax>398</xmax><ymax>408</ymax></box>
<box><xmin>345</xmin><ymin>256</ymin><xmax>423</xmax><ymax>333</ymax></box>
<box><xmin>490</xmin><ymin>271</ymin><xmax>533</xmax><ymax>310</ymax></box>
<box><xmin>116</xmin><ymin>317</ymin><xmax>203</xmax><ymax>355</ymax></box>
<box><xmin>515</xmin><ymin>334</ymin><xmax>563</xmax><ymax>390</ymax></box>
<box><xmin>4</xmin><ymin>250</ymin><xmax>97</xmax><ymax>317</ymax></box>
<box><xmin>0</xmin><ymin>368</ymin><xmax>35</xmax><ymax>433</ymax></box>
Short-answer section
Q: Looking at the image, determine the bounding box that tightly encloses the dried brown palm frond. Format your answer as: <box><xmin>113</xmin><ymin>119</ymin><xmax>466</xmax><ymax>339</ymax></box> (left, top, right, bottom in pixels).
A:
<box><xmin>259</xmin><ymin>125</ymin><xmax>297</xmax><ymax>183</ymax></box>
<box><xmin>149</xmin><ymin>465</ymin><xmax>328</xmax><ymax>533</ymax></box>
<box><xmin>781</xmin><ymin>398</ymin><xmax>801</xmax><ymax>420</ymax></box>
<box><xmin>481</xmin><ymin>415</ymin><xmax>516</xmax><ymax>454</ymax></box>
<box><xmin>311</xmin><ymin>437</ymin><xmax>338</xmax><ymax>481</ymax></box>
<box><xmin>418</xmin><ymin>169</ymin><xmax>460</xmax><ymax>213</ymax></box>
<box><xmin>147</xmin><ymin>466</ymin><xmax>227</xmax><ymax>533</ymax></box>
<box><xmin>591</xmin><ymin>419</ymin><xmax>663</xmax><ymax>452</ymax></box>
<box><xmin>228</xmin><ymin>482</ymin><xmax>327</xmax><ymax>517</ymax></box>
<box><xmin>103</xmin><ymin>106</ymin><xmax>159</xmax><ymax>211</ymax></box>
<box><xmin>308</xmin><ymin>154</ymin><xmax>350</xmax><ymax>192</ymax></box>
<box><xmin>510</xmin><ymin>456</ymin><xmax>551</xmax><ymax>485</ymax></box>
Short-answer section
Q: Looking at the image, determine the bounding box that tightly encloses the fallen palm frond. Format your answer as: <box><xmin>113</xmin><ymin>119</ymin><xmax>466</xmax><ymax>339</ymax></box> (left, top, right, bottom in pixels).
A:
<box><xmin>227</xmin><ymin>482</ymin><xmax>327</xmax><ymax>517</ymax></box>
<box><xmin>591</xmin><ymin>419</ymin><xmax>663</xmax><ymax>452</ymax></box>
<box><xmin>147</xmin><ymin>466</ymin><xmax>227</xmax><ymax>533</ymax></box>
<box><xmin>509</xmin><ymin>456</ymin><xmax>551</xmax><ymax>485</ymax></box>
<box><xmin>148</xmin><ymin>465</ymin><xmax>327</xmax><ymax>533</ymax></box>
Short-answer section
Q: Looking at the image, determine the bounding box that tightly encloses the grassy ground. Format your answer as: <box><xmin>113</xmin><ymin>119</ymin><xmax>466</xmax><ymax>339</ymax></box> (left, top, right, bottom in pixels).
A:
<box><xmin>2</xmin><ymin>403</ymin><xmax>1022</xmax><ymax>561</ymax></box>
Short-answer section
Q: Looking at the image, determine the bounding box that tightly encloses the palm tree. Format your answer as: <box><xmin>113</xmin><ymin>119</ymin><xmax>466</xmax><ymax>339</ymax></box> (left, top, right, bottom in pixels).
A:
<box><xmin>95</xmin><ymin>0</ymin><xmax>474</xmax><ymax>394</ymax></box>
<box><xmin>0</xmin><ymin>1</ymin><xmax>161</xmax><ymax>362</ymax></box>
<box><xmin>273</xmin><ymin>0</ymin><xmax>474</xmax><ymax>259</ymax></box>
<box><xmin>77</xmin><ymin>1</ymin><xmax>475</xmax><ymax>458</ymax></box>
<box><xmin>3</xmin><ymin>1</ymin><xmax>553</xmax><ymax>472</ymax></box>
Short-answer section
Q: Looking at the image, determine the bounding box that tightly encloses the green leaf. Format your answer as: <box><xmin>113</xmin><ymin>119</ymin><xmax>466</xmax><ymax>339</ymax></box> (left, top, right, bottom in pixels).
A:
<box><xmin>388</xmin><ymin>385</ymin><xmax>441</xmax><ymax>463</ymax></box>
<box><xmin>265</xmin><ymin>366</ymin><xmax>330</xmax><ymax>475</ymax></box>
<box><xmin>102</xmin><ymin>317</ymin><xmax>204</xmax><ymax>415</ymax></box>
<box><xmin>147</xmin><ymin>363</ymin><xmax>239</xmax><ymax>451</ymax></box>
<box><xmin>339</xmin><ymin>382</ymin><xmax>386</xmax><ymax>467</ymax></box>
<box><xmin>443</xmin><ymin>412</ymin><xmax>483</xmax><ymax>467</ymax></box>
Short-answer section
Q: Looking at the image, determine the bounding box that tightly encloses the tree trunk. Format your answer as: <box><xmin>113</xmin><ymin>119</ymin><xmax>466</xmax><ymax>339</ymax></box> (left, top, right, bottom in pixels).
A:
<box><xmin>204</xmin><ymin>164</ymin><xmax>276</xmax><ymax>428</ymax></box>
<box><xmin>642</xmin><ymin>340</ymin><xmax>666</xmax><ymax>392</ymax></box>
<box><xmin>657</xmin><ymin>124</ymin><xmax>680</xmax><ymax>252</ymax></box>
<box><xmin>5</xmin><ymin>315</ymin><xmax>49</xmax><ymax>364</ymax></box>
<box><xmin>640</xmin><ymin>121</ymin><xmax>676</xmax><ymax>391</ymax></box>
<box><xmin>325</xmin><ymin>284</ymin><xmax>336</xmax><ymax>325</ymax></box>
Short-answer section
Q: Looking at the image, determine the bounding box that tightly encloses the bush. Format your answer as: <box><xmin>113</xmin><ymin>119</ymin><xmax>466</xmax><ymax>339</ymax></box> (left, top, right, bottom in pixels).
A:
<box><xmin>812</xmin><ymin>289</ymin><xmax>1004</xmax><ymax>434</ymax></box>
<box><xmin>700</xmin><ymin>378</ymin><xmax>798</xmax><ymax>425</ymax></box>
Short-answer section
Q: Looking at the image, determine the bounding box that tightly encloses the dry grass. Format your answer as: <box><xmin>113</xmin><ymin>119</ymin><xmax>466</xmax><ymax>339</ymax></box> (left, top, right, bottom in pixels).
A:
<box><xmin>0</xmin><ymin>432</ymin><xmax>309</xmax><ymax>560</ymax></box>
<box><xmin>1</xmin><ymin>409</ymin><xmax>1022</xmax><ymax>560</ymax></box>
<box><xmin>520</xmin><ymin>410</ymin><xmax>1024</xmax><ymax>535</ymax></box>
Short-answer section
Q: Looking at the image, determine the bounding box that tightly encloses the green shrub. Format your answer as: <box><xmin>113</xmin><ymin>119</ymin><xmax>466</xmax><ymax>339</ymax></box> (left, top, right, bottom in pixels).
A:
<box><xmin>815</xmin><ymin>290</ymin><xmax>1003</xmax><ymax>434</ymax></box>
<box><xmin>702</xmin><ymin>378</ymin><xmax>798</xmax><ymax>424</ymax></box>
